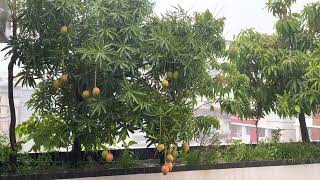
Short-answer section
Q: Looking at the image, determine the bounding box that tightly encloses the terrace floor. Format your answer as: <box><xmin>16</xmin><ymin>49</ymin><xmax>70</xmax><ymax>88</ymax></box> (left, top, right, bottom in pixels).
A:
<box><xmin>69</xmin><ymin>163</ymin><xmax>320</xmax><ymax>180</ymax></box>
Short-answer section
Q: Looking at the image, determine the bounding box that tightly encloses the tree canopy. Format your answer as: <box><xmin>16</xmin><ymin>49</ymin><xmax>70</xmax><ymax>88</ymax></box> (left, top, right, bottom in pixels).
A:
<box><xmin>214</xmin><ymin>0</ymin><xmax>320</xmax><ymax>142</ymax></box>
<box><xmin>14</xmin><ymin>0</ymin><xmax>224</xmax><ymax>152</ymax></box>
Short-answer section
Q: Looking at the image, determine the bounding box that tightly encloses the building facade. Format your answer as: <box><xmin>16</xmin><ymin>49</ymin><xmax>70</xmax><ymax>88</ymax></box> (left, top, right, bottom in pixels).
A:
<box><xmin>195</xmin><ymin>100</ymin><xmax>320</xmax><ymax>144</ymax></box>
<box><xmin>229</xmin><ymin>114</ymin><xmax>320</xmax><ymax>143</ymax></box>
<box><xmin>0</xmin><ymin>76</ymin><xmax>33</xmax><ymax>136</ymax></box>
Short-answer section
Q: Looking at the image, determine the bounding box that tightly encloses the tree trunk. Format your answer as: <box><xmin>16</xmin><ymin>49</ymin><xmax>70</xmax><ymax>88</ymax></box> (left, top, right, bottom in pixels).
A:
<box><xmin>298</xmin><ymin>113</ymin><xmax>310</xmax><ymax>143</ymax></box>
<box><xmin>8</xmin><ymin>56</ymin><xmax>17</xmax><ymax>172</ymax></box>
<box><xmin>71</xmin><ymin>75</ymin><xmax>83</xmax><ymax>165</ymax></box>
<box><xmin>255</xmin><ymin>120</ymin><xmax>259</xmax><ymax>144</ymax></box>
<box><xmin>71</xmin><ymin>136</ymin><xmax>81</xmax><ymax>165</ymax></box>
<box><xmin>8</xmin><ymin>0</ymin><xmax>18</xmax><ymax>172</ymax></box>
<box><xmin>159</xmin><ymin>151</ymin><xmax>165</xmax><ymax>165</ymax></box>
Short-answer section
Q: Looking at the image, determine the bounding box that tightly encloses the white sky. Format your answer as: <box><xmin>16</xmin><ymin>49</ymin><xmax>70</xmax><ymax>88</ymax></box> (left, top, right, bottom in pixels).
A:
<box><xmin>0</xmin><ymin>0</ymin><xmax>317</xmax><ymax>76</ymax></box>
<box><xmin>154</xmin><ymin>0</ymin><xmax>317</xmax><ymax>40</ymax></box>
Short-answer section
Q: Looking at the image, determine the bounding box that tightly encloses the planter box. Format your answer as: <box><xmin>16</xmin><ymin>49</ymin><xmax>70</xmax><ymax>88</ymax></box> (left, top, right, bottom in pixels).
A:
<box><xmin>2</xmin><ymin>143</ymin><xmax>320</xmax><ymax>179</ymax></box>
<box><xmin>8</xmin><ymin>143</ymin><xmax>320</xmax><ymax>162</ymax></box>
<box><xmin>1</xmin><ymin>159</ymin><xmax>320</xmax><ymax>180</ymax></box>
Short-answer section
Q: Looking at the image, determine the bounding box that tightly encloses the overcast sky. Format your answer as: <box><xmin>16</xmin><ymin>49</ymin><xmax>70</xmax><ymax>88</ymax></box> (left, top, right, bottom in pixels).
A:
<box><xmin>0</xmin><ymin>0</ymin><xmax>317</xmax><ymax>77</ymax></box>
<box><xmin>154</xmin><ymin>0</ymin><xmax>316</xmax><ymax>40</ymax></box>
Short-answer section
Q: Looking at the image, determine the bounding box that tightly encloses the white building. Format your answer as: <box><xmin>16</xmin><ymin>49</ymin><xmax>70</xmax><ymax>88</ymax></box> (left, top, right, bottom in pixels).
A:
<box><xmin>0</xmin><ymin>76</ymin><xmax>33</xmax><ymax>135</ymax></box>
<box><xmin>195</xmin><ymin>97</ymin><xmax>320</xmax><ymax>144</ymax></box>
<box><xmin>0</xmin><ymin>43</ymin><xmax>33</xmax><ymax>137</ymax></box>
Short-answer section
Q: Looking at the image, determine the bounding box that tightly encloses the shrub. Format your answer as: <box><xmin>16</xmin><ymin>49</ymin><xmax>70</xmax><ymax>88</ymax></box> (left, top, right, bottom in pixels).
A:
<box><xmin>0</xmin><ymin>134</ymin><xmax>10</xmax><ymax>161</ymax></box>
<box><xmin>186</xmin><ymin>142</ymin><xmax>320</xmax><ymax>164</ymax></box>
<box><xmin>181</xmin><ymin>150</ymin><xmax>202</xmax><ymax>164</ymax></box>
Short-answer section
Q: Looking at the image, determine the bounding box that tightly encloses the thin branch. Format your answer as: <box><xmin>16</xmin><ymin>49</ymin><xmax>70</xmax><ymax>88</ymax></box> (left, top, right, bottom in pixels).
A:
<box><xmin>17</xmin><ymin>13</ymin><xmax>25</xmax><ymax>21</ymax></box>
<box><xmin>193</xmin><ymin>102</ymin><xmax>212</xmax><ymax>112</ymax></box>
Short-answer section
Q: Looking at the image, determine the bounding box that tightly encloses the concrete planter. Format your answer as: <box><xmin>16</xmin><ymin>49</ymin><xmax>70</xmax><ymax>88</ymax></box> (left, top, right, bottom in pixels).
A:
<box><xmin>1</xmin><ymin>159</ymin><xmax>320</xmax><ymax>180</ymax></box>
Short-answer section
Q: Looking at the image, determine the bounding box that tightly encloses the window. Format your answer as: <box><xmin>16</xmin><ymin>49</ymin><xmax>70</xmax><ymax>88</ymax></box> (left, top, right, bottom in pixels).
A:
<box><xmin>0</xmin><ymin>121</ymin><xmax>9</xmax><ymax>132</ymax></box>
<box><xmin>0</xmin><ymin>106</ymin><xmax>9</xmax><ymax>117</ymax></box>
<box><xmin>231</xmin><ymin>125</ymin><xmax>242</xmax><ymax>138</ymax></box>
<box><xmin>308</xmin><ymin>128</ymin><xmax>312</xmax><ymax>141</ymax></box>
<box><xmin>246</xmin><ymin>127</ymin><xmax>252</xmax><ymax>135</ymax></box>
<box><xmin>258</xmin><ymin>128</ymin><xmax>266</xmax><ymax>137</ymax></box>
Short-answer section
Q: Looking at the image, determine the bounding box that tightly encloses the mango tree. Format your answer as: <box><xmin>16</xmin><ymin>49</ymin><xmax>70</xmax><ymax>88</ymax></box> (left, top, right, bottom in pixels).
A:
<box><xmin>134</xmin><ymin>9</ymin><xmax>224</xmax><ymax>154</ymax></box>
<box><xmin>15</xmin><ymin>0</ymin><xmax>152</xmax><ymax>164</ymax></box>
<box><xmin>15</xmin><ymin>0</ymin><xmax>223</xmax><ymax>166</ymax></box>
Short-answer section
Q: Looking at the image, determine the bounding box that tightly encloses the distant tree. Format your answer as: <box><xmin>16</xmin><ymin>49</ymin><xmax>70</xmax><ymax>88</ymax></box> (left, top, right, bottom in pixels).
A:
<box><xmin>214</xmin><ymin>29</ymin><xmax>278</xmax><ymax>144</ymax></box>
<box><xmin>215</xmin><ymin>0</ymin><xmax>320</xmax><ymax>143</ymax></box>
<box><xmin>266</xmin><ymin>0</ymin><xmax>320</xmax><ymax>142</ymax></box>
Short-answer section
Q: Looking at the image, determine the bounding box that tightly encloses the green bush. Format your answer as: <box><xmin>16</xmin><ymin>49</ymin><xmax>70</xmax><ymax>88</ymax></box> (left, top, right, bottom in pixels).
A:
<box><xmin>117</xmin><ymin>140</ymin><xmax>140</xmax><ymax>169</ymax></box>
<box><xmin>181</xmin><ymin>146</ymin><xmax>221</xmax><ymax>164</ymax></box>
<box><xmin>184</xmin><ymin>142</ymin><xmax>320</xmax><ymax>164</ymax></box>
<box><xmin>17</xmin><ymin>153</ymin><xmax>53</xmax><ymax>174</ymax></box>
<box><xmin>271</xmin><ymin>143</ymin><xmax>320</xmax><ymax>160</ymax></box>
<box><xmin>220</xmin><ymin>140</ymin><xmax>255</xmax><ymax>161</ymax></box>
<box><xmin>250</xmin><ymin>143</ymin><xmax>275</xmax><ymax>160</ymax></box>
<box><xmin>181</xmin><ymin>150</ymin><xmax>202</xmax><ymax>164</ymax></box>
<box><xmin>0</xmin><ymin>135</ymin><xmax>11</xmax><ymax>161</ymax></box>
<box><xmin>117</xmin><ymin>151</ymin><xmax>140</xmax><ymax>169</ymax></box>
<box><xmin>201</xmin><ymin>148</ymin><xmax>221</xmax><ymax>164</ymax></box>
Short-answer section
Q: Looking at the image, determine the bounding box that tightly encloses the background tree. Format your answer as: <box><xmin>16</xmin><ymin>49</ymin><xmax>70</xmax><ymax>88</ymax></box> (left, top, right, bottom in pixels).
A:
<box><xmin>266</xmin><ymin>0</ymin><xmax>320</xmax><ymax>142</ymax></box>
<box><xmin>214</xmin><ymin>30</ymin><xmax>278</xmax><ymax>143</ymax></box>
<box><xmin>215</xmin><ymin>0</ymin><xmax>320</xmax><ymax>143</ymax></box>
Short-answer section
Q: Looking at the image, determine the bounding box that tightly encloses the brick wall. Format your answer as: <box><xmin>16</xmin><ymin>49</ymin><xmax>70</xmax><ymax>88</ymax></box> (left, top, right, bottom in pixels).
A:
<box><xmin>311</xmin><ymin>114</ymin><xmax>320</xmax><ymax>141</ymax></box>
<box><xmin>230</xmin><ymin>116</ymin><xmax>257</xmax><ymax>125</ymax></box>
<box><xmin>312</xmin><ymin>114</ymin><xmax>320</xmax><ymax>126</ymax></box>
<box><xmin>250</xmin><ymin>127</ymin><xmax>258</xmax><ymax>144</ymax></box>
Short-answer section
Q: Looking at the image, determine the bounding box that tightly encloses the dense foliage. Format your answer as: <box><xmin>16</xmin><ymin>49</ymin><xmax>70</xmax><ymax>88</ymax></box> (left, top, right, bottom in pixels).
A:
<box><xmin>0</xmin><ymin>135</ymin><xmax>11</xmax><ymax>161</ymax></box>
<box><xmin>1</xmin><ymin>142</ymin><xmax>320</xmax><ymax>175</ymax></box>
<box><xmin>16</xmin><ymin>0</ymin><xmax>154</xmax><ymax>151</ymax></box>
<box><xmin>13</xmin><ymin>0</ymin><xmax>223</xmax><ymax>153</ymax></box>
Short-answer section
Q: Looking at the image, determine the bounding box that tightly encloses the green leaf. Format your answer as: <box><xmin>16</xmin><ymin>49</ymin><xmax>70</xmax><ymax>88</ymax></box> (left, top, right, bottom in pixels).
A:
<box><xmin>127</xmin><ymin>140</ymin><xmax>138</xmax><ymax>147</ymax></box>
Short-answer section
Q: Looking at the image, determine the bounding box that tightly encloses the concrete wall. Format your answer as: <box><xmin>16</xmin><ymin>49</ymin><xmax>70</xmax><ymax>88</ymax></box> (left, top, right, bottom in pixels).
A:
<box><xmin>0</xmin><ymin>87</ymin><xmax>33</xmax><ymax>135</ymax></box>
<box><xmin>281</xmin><ymin>129</ymin><xmax>296</xmax><ymax>142</ymax></box>
<box><xmin>73</xmin><ymin>164</ymin><xmax>320</xmax><ymax>180</ymax></box>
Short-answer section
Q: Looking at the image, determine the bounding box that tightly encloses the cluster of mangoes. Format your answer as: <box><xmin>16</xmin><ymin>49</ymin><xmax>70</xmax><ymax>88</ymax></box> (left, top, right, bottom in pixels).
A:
<box><xmin>156</xmin><ymin>143</ymin><xmax>190</xmax><ymax>175</ymax></box>
<box><xmin>161</xmin><ymin>71</ymin><xmax>179</xmax><ymax>88</ymax></box>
